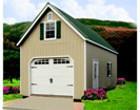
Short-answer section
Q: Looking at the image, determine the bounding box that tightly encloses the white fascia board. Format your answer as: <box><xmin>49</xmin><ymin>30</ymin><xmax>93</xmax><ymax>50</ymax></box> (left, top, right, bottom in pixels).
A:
<box><xmin>16</xmin><ymin>5</ymin><xmax>50</xmax><ymax>46</ymax></box>
<box><xmin>17</xmin><ymin>4</ymin><xmax>86</xmax><ymax>46</ymax></box>
<box><xmin>86</xmin><ymin>39</ymin><xmax>119</xmax><ymax>55</ymax></box>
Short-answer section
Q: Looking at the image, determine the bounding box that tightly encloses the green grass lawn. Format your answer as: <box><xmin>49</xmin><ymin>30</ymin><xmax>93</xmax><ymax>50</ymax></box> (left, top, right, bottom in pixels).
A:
<box><xmin>3</xmin><ymin>79</ymin><xmax>23</xmax><ymax>101</ymax></box>
<box><xmin>84</xmin><ymin>82</ymin><xmax>137</xmax><ymax>110</ymax></box>
<box><xmin>4</xmin><ymin>94</ymin><xmax>23</xmax><ymax>101</ymax></box>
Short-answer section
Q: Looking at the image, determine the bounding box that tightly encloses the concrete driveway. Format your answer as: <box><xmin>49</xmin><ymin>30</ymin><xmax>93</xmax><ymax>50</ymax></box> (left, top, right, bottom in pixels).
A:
<box><xmin>4</xmin><ymin>96</ymin><xmax>83</xmax><ymax>110</ymax></box>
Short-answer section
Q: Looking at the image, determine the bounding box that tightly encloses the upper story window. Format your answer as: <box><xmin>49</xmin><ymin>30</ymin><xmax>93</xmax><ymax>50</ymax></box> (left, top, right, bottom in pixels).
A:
<box><xmin>107</xmin><ymin>62</ymin><xmax>112</xmax><ymax>77</ymax></box>
<box><xmin>47</xmin><ymin>12</ymin><xmax>53</xmax><ymax>21</ymax></box>
<box><xmin>40</xmin><ymin>20</ymin><xmax>61</xmax><ymax>40</ymax></box>
<box><xmin>45</xmin><ymin>22</ymin><xmax>55</xmax><ymax>39</ymax></box>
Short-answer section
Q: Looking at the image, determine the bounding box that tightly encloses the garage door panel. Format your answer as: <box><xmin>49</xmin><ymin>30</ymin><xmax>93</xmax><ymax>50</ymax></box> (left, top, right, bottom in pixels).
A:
<box><xmin>49</xmin><ymin>86</ymin><xmax>73</xmax><ymax>96</ymax></box>
<box><xmin>53</xmin><ymin>77</ymin><xmax>73</xmax><ymax>85</ymax></box>
<box><xmin>32</xmin><ymin>77</ymin><xmax>73</xmax><ymax>86</ymax></box>
<box><xmin>32</xmin><ymin>86</ymin><xmax>51</xmax><ymax>95</ymax></box>
<box><xmin>32</xmin><ymin>86</ymin><xmax>73</xmax><ymax>96</ymax></box>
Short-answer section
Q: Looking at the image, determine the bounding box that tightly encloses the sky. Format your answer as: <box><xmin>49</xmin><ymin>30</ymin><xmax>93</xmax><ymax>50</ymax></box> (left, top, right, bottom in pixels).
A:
<box><xmin>3</xmin><ymin>0</ymin><xmax>137</xmax><ymax>24</ymax></box>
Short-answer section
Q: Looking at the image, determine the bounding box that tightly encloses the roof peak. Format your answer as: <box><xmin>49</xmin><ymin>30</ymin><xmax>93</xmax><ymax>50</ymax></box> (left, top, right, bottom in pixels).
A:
<box><xmin>46</xmin><ymin>2</ymin><xmax>50</xmax><ymax>5</ymax></box>
<box><xmin>16</xmin><ymin>1</ymin><xmax>118</xmax><ymax>54</ymax></box>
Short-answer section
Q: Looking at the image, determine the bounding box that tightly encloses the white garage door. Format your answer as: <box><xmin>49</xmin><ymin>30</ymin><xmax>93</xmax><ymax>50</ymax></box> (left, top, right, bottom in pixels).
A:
<box><xmin>30</xmin><ymin>57</ymin><xmax>74</xmax><ymax>96</ymax></box>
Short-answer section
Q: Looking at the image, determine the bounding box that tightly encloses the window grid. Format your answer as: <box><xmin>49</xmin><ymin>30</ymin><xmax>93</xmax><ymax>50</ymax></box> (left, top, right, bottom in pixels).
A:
<box><xmin>53</xmin><ymin>58</ymin><xmax>70</xmax><ymax>64</ymax></box>
<box><xmin>34</xmin><ymin>58</ymin><xmax>70</xmax><ymax>65</ymax></box>
<box><xmin>34</xmin><ymin>59</ymin><xmax>49</xmax><ymax>65</ymax></box>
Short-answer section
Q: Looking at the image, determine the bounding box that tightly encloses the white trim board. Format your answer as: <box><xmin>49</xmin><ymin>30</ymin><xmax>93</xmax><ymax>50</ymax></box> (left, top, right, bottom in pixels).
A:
<box><xmin>84</xmin><ymin>41</ymin><xmax>87</xmax><ymax>90</ymax></box>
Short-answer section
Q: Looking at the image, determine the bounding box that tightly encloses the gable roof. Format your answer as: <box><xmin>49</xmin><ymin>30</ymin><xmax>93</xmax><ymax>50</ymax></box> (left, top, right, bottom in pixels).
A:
<box><xmin>17</xmin><ymin>2</ymin><xmax>118</xmax><ymax>54</ymax></box>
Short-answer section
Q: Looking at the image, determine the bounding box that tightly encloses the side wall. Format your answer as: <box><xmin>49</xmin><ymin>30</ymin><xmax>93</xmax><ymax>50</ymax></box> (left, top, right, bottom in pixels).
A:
<box><xmin>86</xmin><ymin>42</ymin><xmax>117</xmax><ymax>89</ymax></box>
<box><xmin>20</xmin><ymin>10</ymin><xmax>84</xmax><ymax>99</ymax></box>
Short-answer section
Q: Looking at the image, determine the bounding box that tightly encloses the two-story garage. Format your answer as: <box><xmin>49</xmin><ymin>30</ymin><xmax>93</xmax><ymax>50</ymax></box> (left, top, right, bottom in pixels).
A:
<box><xmin>17</xmin><ymin>2</ymin><xmax>118</xmax><ymax>100</ymax></box>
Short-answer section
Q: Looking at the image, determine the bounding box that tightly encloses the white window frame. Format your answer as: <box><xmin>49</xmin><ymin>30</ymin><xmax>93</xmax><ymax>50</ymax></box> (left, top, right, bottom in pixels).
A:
<box><xmin>44</xmin><ymin>20</ymin><xmax>57</xmax><ymax>40</ymax></box>
<box><xmin>107</xmin><ymin>61</ymin><xmax>112</xmax><ymax>77</ymax></box>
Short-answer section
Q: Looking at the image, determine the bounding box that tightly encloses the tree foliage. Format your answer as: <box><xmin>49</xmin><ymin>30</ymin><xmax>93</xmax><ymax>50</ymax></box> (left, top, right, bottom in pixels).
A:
<box><xmin>3</xmin><ymin>22</ymin><xmax>31</xmax><ymax>79</ymax></box>
<box><xmin>4</xmin><ymin>50</ymin><xmax>20</xmax><ymax>79</ymax></box>
<box><xmin>78</xmin><ymin>18</ymin><xmax>136</xmax><ymax>29</ymax></box>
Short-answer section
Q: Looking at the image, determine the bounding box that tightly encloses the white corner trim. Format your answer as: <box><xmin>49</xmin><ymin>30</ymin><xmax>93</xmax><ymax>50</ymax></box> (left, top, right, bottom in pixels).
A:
<box><xmin>86</xmin><ymin>39</ymin><xmax>119</xmax><ymax>55</ymax></box>
<box><xmin>19</xmin><ymin>48</ymin><xmax>23</xmax><ymax>95</ymax></box>
<box><xmin>84</xmin><ymin>41</ymin><xmax>87</xmax><ymax>90</ymax></box>
<box><xmin>17</xmin><ymin>4</ymin><xmax>86</xmax><ymax>46</ymax></box>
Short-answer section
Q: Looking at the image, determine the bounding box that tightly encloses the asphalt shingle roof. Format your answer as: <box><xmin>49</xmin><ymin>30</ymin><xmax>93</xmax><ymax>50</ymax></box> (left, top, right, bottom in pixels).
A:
<box><xmin>50</xmin><ymin>4</ymin><xmax>117</xmax><ymax>52</ymax></box>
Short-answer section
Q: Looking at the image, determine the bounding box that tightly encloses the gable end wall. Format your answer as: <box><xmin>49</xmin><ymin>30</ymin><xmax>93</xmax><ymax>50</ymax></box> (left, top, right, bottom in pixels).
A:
<box><xmin>20</xmin><ymin>10</ymin><xmax>85</xmax><ymax>99</ymax></box>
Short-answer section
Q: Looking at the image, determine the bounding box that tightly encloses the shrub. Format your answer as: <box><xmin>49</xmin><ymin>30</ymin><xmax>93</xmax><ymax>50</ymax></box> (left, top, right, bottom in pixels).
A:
<box><xmin>3</xmin><ymin>86</ymin><xmax>20</xmax><ymax>94</ymax></box>
<box><xmin>12</xmin><ymin>87</ymin><xmax>20</xmax><ymax>93</ymax></box>
<box><xmin>8</xmin><ymin>86</ymin><xmax>13</xmax><ymax>94</ymax></box>
<box><xmin>117</xmin><ymin>77</ymin><xmax>126</xmax><ymax>85</ymax></box>
<box><xmin>81</xmin><ymin>88</ymin><xmax>106</xmax><ymax>100</ymax></box>
<box><xmin>3</xmin><ymin>86</ymin><xmax>10</xmax><ymax>94</ymax></box>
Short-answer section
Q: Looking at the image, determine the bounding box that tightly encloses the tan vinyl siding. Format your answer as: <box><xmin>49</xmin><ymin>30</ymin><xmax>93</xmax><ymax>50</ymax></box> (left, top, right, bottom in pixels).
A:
<box><xmin>86</xmin><ymin>42</ymin><xmax>117</xmax><ymax>89</ymax></box>
<box><xmin>20</xmin><ymin>11</ymin><xmax>84</xmax><ymax>99</ymax></box>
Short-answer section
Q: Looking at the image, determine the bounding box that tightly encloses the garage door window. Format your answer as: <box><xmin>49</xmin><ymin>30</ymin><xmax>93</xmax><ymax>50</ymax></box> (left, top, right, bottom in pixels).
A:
<box><xmin>34</xmin><ymin>59</ymin><xmax>49</xmax><ymax>65</ymax></box>
<box><xmin>53</xmin><ymin>58</ymin><xmax>70</xmax><ymax>64</ymax></box>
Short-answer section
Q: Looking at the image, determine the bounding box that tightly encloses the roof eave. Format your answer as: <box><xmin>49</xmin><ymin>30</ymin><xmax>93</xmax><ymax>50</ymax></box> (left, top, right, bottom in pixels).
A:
<box><xmin>86</xmin><ymin>39</ymin><xmax>119</xmax><ymax>55</ymax></box>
